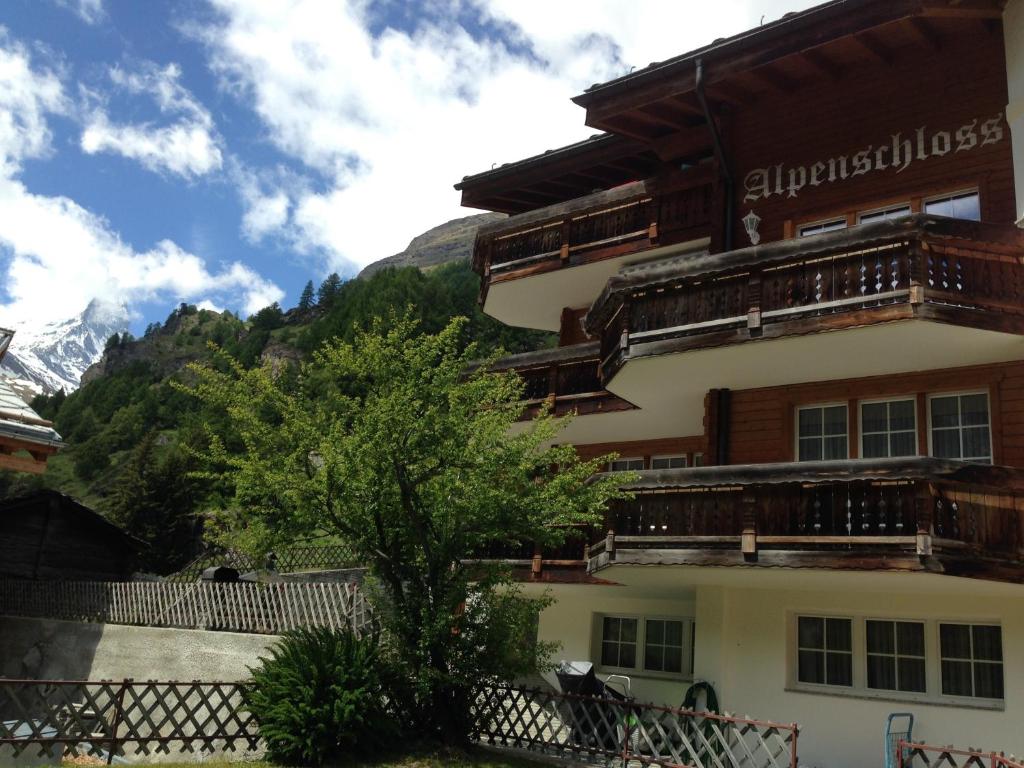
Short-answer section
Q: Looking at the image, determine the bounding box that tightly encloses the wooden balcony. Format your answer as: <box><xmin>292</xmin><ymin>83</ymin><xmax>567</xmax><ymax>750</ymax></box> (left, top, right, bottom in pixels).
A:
<box><xmin>586</xmin><ymin>215</ymin><xmax>1024</xmax><ymax>383</ymax></box>
<box><xmin>472</xmin><ymin>169</ymin><xmax>715</xmax><ymax>327</ymax></box>
<box><xmin>589</xmin><ymin>457</ymin><xmax>1024</xmax><ymax>583</ymax></box>
<box><xmin>489</xmin><ymin>342</ymin><xmax>635</xmax><ymax>419</ymax></box>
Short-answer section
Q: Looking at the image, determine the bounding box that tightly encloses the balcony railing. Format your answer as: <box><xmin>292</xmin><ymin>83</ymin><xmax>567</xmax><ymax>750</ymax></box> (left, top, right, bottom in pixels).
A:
<box><xmin>472</xmin><ymin>171</ymin><xmax>714</xmax><ymax>287</ymax></box>
<box><xmin>487</xmin><ymin>342</ymin><xmax>634</xmax><ymax>419</ymax></box>
<box><xmin>586</xmin><ymin>215</ymin><xmax>1024</xmax><ymax>381</ymax></box>
<box><xmin>588</xmin><ymin>457</ymin><xmax>1024</xmax><ymax>577</ymax></box>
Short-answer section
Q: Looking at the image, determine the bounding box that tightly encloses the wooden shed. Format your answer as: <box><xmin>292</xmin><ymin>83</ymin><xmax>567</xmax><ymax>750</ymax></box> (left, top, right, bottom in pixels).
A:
<box><xmin>0</xmin><ymin>491</ymin><xmax>141</xmax><ymax>581</ymax></box>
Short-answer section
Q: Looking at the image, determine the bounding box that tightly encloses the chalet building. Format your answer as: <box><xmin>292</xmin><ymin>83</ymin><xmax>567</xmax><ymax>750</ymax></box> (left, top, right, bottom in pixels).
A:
<box><xmin>457</xmin><ymin>1</ymin><xmax>1024</xmax><ymax>764</ymax></box>
<box><xmin>0</xmin><ymin>329</ymin><xmax>61</xmax><ymax>474</ymax></box>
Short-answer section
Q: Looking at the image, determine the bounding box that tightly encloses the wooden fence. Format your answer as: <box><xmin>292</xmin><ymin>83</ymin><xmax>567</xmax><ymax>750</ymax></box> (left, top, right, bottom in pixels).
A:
<box><xmin>473</xmin><ymin>687</ymin><xmax>799</xmax><ymax>768</ymax></box>
<box><xmin>0</xmin><ymin>679</ymin><xmax>259</xmax><ymax>760</ymax></box>
<box><xmin>0</xmin><ymin>580</ymin><xmax>373</xmax><ymax>636</ymax></box>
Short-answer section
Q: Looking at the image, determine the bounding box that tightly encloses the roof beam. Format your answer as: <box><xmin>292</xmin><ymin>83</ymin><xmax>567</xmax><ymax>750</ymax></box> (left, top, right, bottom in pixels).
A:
<box><xmin>746</xmin><ymin>64</ymin><xmax>799</xmax><ymax>94</ymax></box>
<box><xmin>603</xmin><ymin>113</ymin><xmax>668</xmax><ymax>142</ymax></box>
<box><xmin>919</xmin><ymin>0</ymin><xmax>1003</xmax><ymax>18</ymax></box>
<box><xmin>801</xmin><ymin>47</ymin><xmax>843</xmax><ymax>81</ymax></box>
<box><xmin>904</xmin><ymin>17</ymin><xmax>942</xmax><ymax>51</ymax></box>
<box><xmin>850</xmin><ymin>31</ymin><xmax>894</xmax><ymax>65</ymax></box>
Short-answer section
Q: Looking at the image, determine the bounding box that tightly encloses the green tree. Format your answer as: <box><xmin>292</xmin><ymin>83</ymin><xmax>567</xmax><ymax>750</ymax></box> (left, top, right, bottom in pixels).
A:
<box><xmin>108</xmin><ymin>432</ymin><xmax>201</xmax><ymax>573</ymax></box>
<box><xmin>250</xmin><ymin>302</ymin><xmax>284</xmax><ymax>331</ymax></box>
<box><xmin>104</xmin><ymin>333</ymin><xmax>120</xmax><ymax>351</ymax></box>
<box><xmin>186</xmin><ymin>316</ymin><xmax>625</xmax><ymax>745</ymax></box>
<box><xmin>297</xmin><ymin>280</ymin><xmax>316</xmax><ymax>311</ymax></box>
<box><xmin>317</xmin><ymin>272</ymin><xmax>342</xmax><ymax>308</ymax></box>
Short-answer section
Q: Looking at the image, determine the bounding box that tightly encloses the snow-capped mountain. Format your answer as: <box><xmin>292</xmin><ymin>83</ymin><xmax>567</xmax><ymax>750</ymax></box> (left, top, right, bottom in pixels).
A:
<box><xmin>1</xmin><ymin>299</ymin><xmax>129</xmax><ymax>395</ymax></box>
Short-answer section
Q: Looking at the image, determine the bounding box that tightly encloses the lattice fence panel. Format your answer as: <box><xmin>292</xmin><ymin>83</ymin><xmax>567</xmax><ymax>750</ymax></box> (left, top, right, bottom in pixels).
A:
<box><xmin>0</xmin><ymin>680</ymin><xmax>260</xmax><ymax>760</ymax></box>
<box><xmin>0</xmin><ymin>580</ymin><xmax>373</xmax><ymax>636</ymax></box>
<box><xmin>472</xmin><ymin>687</ymin><xmax>799</xmax><ymax>768</ymax></box>
<box><xmin>899</xmin><ymin>742</ymin><xmax>1024</xmax><ymax>768</ymax></box>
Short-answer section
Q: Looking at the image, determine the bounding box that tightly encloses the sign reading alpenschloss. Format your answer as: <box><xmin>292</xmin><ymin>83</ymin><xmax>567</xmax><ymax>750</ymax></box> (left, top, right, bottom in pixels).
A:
<box><xmin>743</xmin><ymin>114</ymin><xmax>1006</xmax><ymax>203</ymax></box>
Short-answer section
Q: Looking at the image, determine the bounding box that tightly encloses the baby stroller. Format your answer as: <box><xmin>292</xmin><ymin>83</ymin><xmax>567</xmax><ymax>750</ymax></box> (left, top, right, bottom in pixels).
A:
<box><xmin>554</xmin><ymin>661</ymin><xmax>632</xmax><ymax>754</ymax></box>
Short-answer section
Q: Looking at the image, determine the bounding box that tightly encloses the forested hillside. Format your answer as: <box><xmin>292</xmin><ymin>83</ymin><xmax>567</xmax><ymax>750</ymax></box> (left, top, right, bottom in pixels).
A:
<box><xmin>3</xmin><ymin>261</ymin><xmax>551</xmax><ymax>573</ymax></box>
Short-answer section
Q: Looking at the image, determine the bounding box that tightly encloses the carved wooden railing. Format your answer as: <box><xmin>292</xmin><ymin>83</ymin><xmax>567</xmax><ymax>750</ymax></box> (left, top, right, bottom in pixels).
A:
<box><xmin>473</xmin><ymin>174</ymin><xmax>713</xmax><ymax>283</ymax></box>
<box><xmin>588</xmin><ymin>458</ymin><xmax>1024</xmax><ymax>568</ymax></box>
<box><xmin>485</xmin><ymin>341</ymin><xmax>634</xmax><ymax>419</ymax></box>
<box><xmin>471</xmin><ymin>524</ymin><xmax>599</xmax><ymax>573</ymax></box>
<box><xmin>587</xmin><ymin>216</ymin><xmax>1024</xmax><ymax>381</ymax></box>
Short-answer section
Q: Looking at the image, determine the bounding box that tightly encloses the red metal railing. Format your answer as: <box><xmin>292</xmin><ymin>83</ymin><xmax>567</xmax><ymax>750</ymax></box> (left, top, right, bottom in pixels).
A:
<box><xmin>898</xmin><ymin>740</ymin><xmax>1024</xmax><ymax>768</ymax></box>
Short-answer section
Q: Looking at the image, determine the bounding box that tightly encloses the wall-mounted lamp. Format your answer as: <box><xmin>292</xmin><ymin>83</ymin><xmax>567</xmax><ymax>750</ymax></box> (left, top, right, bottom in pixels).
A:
<box><xmin>743</xmin><ymin>209</ymin><xmax>762</xmax><ymax>245</ymax></box>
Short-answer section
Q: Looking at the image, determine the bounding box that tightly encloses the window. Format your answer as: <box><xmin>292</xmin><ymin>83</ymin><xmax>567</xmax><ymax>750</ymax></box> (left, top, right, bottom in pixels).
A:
<box><xmin>597</xmin><ymin>614</ymin><xmax>695</xmax><ymax>677</ymax></box>
<box><xmin>861</xmin><ymin>399</ymin><xmax>917</xmax><ymax>458</ymax></box>
<box><xmin>797</xmin><ymin>405</ymin><xmax>848</xmax><ymax>461</ymax></box>
<box><xmin>858</xmin><ymin>204</ymin><xmax>912</xmax><ymax>224</ymax></box>
<box><xmin>692</xmin><ymin>453</ymin><xmax>704</xmax><ymax>467</ymax></box>
<box><xmin>929</xmin><ymin>393</ymin><xmax>991</xmax><ymax>463</ymax></box>
<box><xmin>940</xmin><ymin>623</ymin><xmax>1004</xmax><ymax>700</ymax></box>
<box><xmin>644</xmin><ymin>619</ymin><xmax>685</xmax><ymax>674</ymax></box>
<box><xmin>797</xmin><ymin>616</ymin><xmax>853</xmax><ymax>687</ymax></box>
<box><xmin>799</xmin><ymin>218</ymin><xmax>847</xmax><ymax>237</ymax></box>
<box><xmin>600</xmin><ymin>616</ymin><xmax>638</xmax><ymax>669</ymax></box>
<box><xmin>866</xmin><ymin>620</ymin><xmax>926</xmax><ymax>693</ymax></box>
<box><xmin>609</xmin><ymin>457</ymin><xmax>645</xmax><ymax>472</ymax></box>
<box><xmin>651</xmin><ymin>455</ymin><xmax>686</xmax><ymax>470</ymax></box>
<box><xmin>925</xmin><ymin>191</ymin><xmax>980</xmax><ymax>221</ymax></box>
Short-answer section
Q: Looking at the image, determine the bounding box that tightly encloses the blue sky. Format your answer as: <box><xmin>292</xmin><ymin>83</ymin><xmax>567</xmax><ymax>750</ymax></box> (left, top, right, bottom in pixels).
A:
<box><xmin>0</xmin><ymin>0</ymin><xmax>811</xmax><ymax>335</ymax></box>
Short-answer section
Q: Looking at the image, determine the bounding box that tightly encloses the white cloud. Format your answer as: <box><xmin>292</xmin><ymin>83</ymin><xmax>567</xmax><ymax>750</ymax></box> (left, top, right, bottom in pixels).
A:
<box><xmin>53</xmin><ymin>0</ymin><xmax>105</xmax><ymax>25</ymax></box>
<box><xmin>196</xmin><ymin>0</ymin><xmax>812</xmax><ymax>272</ymax></box>
<box><xmin>0</xmin><ymin>37</ymin><xmax>282</xmax><ymax>328</ymax></box>
<box><xmin>80</xmin><ymin>62</ymin><xmax>223</xmax><ymax>179</ymax></box>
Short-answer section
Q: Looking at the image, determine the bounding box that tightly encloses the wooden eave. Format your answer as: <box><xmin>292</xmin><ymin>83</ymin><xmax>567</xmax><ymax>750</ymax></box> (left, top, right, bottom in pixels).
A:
<box><xmin>454</xmin><ymin>134</ymin><xmax>666</xmax><ymax>214</ymax></box>
<box><xmin>572</xmin><ymin>0</ymin><xmax>1006</xmax><ymax>138</ymax></box>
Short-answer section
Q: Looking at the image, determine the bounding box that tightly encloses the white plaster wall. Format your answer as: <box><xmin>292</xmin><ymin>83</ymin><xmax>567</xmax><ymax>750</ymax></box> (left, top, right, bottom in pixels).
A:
<box><xmin>1006</xmin><ymin>0</ymin><xmax>1024</xmax><ymax>223</ymax></box>
<box><xmin>526</xmin><ymin>573</ymin><xmax>1024</xmax><ymax>768</ymax></box>
<box><xmin>522</xmin><ymin>583</ymin><xmax>697</xmax><ymax>705</ymax></box>
<box><xmin>711</xmin><ymin>585</ymin><xmax>1024</xmax><ymax>768</ymax></box>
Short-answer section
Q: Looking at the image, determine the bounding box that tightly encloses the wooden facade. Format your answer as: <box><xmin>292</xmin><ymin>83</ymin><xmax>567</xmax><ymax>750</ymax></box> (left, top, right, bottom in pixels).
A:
<box><xmin>0</xmin><ymin>491</ymin><xmax>141</xmax><ymax>581</ymax></box>
<box><xmin>457</xmin><ymin>1</ymin><xmax>1024</xmax><ymax>584</ymax></box>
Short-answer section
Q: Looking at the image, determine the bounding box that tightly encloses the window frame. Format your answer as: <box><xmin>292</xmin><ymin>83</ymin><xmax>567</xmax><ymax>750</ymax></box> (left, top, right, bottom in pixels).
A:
<box><xmin>926</xmin><ymin>390</ymin><xmax>993</xmax><ymax>464</ymax></box>
<box><xmin>594</xmin><ymin>612</ymin><xmax>695</xmax><ymax>680</ymax></box>
<box><xmin>795</xmin><ymin>614</ymin><xmax>855</xmax><ymax>689</ymax></box>
<box><xmin>937</xmin><ymin>621</ymin><xmax>1005</xmax><ymax>702</ymax></box>
<box><xmin>786</xmin><ymin>612</ymin><xmax>1004</xmax><ymax>710</ymax></box>
<box><xmin>923</xmin><ymin>188</ymin><xmax>981</xmax><ymax>221</ymax></box>
<box><xmin>608</xmin><ymin>457</ymin><xmax>645</xmax><ymax>472</ymax></box>
<box><xmin>795</xmin><ymin>402</ymin><xmax>850</xmax><ymax>462</ymax></box>
<box><xmin>859</xmin><ymin>397</ymin><xmax>919</xmax><ymax>459</ymax></box>
<box><xmin>856</xmin><ymin>202</ymin><xmax>913</xmax><ymax>224</ymax></box>
<box><xmin>651</xmin><ymin>454</ymin><xmax>687</xmax><ymax>471</ymax></box>
<box><xmin>798</xmin><ymin>217</ymin><xmax>848</xmax><ymax>238</ymax></box>
<box><xmin>865</xmin><ymin>618</ymin><xmax>928</xmax><ymax>694</ymax></box>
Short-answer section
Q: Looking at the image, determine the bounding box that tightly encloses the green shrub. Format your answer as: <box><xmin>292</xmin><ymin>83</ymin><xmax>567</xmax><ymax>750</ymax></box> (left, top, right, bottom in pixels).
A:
<box><xmin>243</xmin><ymin>627</ymin><xmax>400</xmax><ymax>766</ymax></box>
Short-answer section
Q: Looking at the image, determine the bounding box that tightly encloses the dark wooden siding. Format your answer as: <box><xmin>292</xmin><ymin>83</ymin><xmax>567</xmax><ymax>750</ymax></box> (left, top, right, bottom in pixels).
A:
<box><xmin>0</xmin><ymin>492</ymin><xmax>139</xmax><ymax>581</ymax></box>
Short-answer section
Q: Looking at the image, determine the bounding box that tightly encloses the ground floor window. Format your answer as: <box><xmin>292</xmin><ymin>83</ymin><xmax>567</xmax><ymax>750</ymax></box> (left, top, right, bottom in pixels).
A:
<box><xmin>940</xmin><ymin>623</ymin><xmax>1004</xmax><ymax>700</ymax></box>
<box><xmin>790</xmin><ymin>614</ymin><xmax>1004</xmax><ymax>706</ymax></box>
<box><xmin>596</xmin><ymin>614</ymin><xmax>695</xmax><ymax>678</ymax></box>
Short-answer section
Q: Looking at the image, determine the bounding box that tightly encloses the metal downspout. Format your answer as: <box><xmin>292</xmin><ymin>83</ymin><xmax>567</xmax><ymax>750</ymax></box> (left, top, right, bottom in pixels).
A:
<box><xmin>695</xmin><ymin>58</ymin><xmax>734</xmax><ymax>253</ymax></box>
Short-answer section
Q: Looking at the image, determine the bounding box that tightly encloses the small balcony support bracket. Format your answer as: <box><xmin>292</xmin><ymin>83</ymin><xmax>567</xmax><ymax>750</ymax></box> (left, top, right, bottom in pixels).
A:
<box><xmin>606</xmin><ymin>530</ymin><xmax>616</xmax><ymax>561</ymax></box>
<box><xmin>742</xmin><ymin>493</ymin><xmax>758</xmax><ymax>561</ymax></box>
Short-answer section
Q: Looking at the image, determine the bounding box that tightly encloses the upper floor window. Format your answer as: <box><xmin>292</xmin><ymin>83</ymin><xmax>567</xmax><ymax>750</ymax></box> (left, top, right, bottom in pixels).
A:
<box><xmin>799</xmin><ymin>218</ymin><xmax>847</xmax><ymax>237</ymax></box>
<box><xmin>861</xmin><ymin>399</ymin><xmax>917</xmax><ymax>458</ymax></box>
<box><xmin>651</xmin><ymin>455</ymin><xmax>686</xmax><ymax>470</ymax></box>
<box><xmin>925</xmin><ymin>190</ymin><xmax>980</xmax><ymax>221</ymax></box>
<box><xmin>609</xmin><ymin>457</ymin><xmax>645</xmax><ymax>472</ymax></box>
<box><xmin>858</xmin><ymin>204</ymin><xmax>912</xmax><ymax>224</ymax></box>
<box><xmin>797</xmin><ymin>404</ymin><xmax>848</xmax><ymax>461</ymax></box>
<box><xmin>929</xmin><ymin>393</ymin><xmax>991</xmax><ymax>463</ymax></box>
